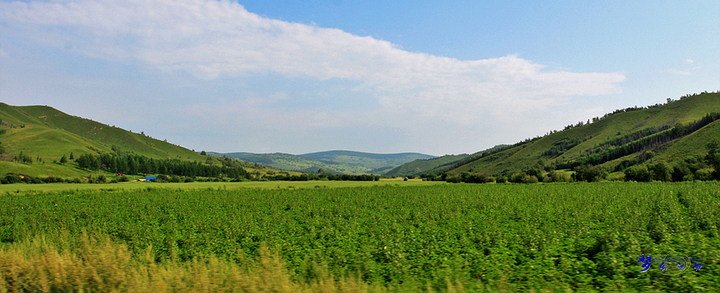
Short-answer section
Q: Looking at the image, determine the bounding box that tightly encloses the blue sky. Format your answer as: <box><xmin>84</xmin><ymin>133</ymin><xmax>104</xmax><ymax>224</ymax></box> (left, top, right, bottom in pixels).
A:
<box><xmin>1</xmin><ymin>0</ymin><xmax>718</xmax><ymax>156</ymax></box>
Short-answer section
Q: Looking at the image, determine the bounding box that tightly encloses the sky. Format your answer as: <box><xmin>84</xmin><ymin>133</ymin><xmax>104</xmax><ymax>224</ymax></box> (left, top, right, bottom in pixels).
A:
<box><xmin>1</xmin><ymin>0</ymin><xmax>718</xmax><ymax>156</ymax></box>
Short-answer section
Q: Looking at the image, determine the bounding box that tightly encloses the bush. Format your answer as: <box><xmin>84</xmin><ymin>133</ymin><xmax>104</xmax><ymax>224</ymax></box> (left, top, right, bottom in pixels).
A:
<box><xmin>624</xmin><ymin>166</ymin><xmax>651</xmax><ymax>182</ymax></box>
<box><xmin>694</xmin><ymin>169</ymin><xmax>713</xmax><ymax>181</ymax></box>
<box><xmin>495</xmin><ymin>176</ymin><xmax>507</xmax><ymax>183</ymax></box>
<box><xmin>572</xmin><ymin>165</ymin><xmax>607</xmax><ymax>182</ymax></box>
<box><xmin>524</xmin><ymin>168</ymin><xmax>545</xmax><ymax>182</ymax></box>
<box><xmin>4</xmin><ymin>175</ymin><xmax>22</xmax><ymax>184</ymax></box>
<box><xmin>445</xmin><ymin>175</ymin><xmax>461</xmax><ymax>183</ymax></box>
<box><xmin>649</xmin><ymin>162</ymin><xmax>671</xmax><ymax>182</ymax></box>
<box><xmin>545</xmin><ymin>171</ymin><xmax>570</xmax><ymax>182</ymax></box>
<box><xmin>461</xmin><ymin>172</ymin><xmax>492</xmax><ymax>183</ymax></box>
<box><xmin>671</xmin><ymin>166</ymin><xmax>690</xmax><ymax>182</ymax></box>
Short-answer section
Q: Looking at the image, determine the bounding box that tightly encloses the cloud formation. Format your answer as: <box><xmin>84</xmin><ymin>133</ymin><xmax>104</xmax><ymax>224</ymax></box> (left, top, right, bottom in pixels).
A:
<box><xmin>2</xmin><ymin>0</ymin><xmax>626</xmax><ymax>153</ymax></box>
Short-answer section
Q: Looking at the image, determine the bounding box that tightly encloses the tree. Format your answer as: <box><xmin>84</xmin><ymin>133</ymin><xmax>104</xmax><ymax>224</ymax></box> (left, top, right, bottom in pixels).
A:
<box><xmin>572</xmin><ymin>165</ymin><xmax>606</xmax><ymax>182</ymax></box>
<box><xmin>60</xmin><ymin>155</ymin><xmax>68</xmax><ymax>164</ymax></box>
<box><xmin>706</xmin><ymin>140</ymin><xmax>720</xmax><ymax>180</ymax></box>
<box><xmin>649</xmin><ymin>162</ymin><xmax>671</xmax><ymax>182</ymax></box>
<box><xmin>69</xmin><ymin>152</ymin><xmax>74</xmax><ymax>160</ymax></box>
<box><xmin>201</xmin><ymin>150</ymin><xmax>207</xmax><ymax>156</ymax></box>
<box><xmin>624</xmin><ymin>166</ymin><xmax>650</xmax><ymax>182</ymax></box>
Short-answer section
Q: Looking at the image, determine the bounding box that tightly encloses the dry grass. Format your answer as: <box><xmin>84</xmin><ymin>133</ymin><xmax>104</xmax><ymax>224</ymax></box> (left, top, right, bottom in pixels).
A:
<box><xmin>0</xmin><ymin>233</ymin><xmax>466</xmax><ymax>293</ymax></box>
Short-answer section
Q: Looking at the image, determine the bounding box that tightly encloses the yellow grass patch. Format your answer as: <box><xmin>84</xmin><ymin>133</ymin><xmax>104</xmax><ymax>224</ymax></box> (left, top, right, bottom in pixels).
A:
<box><xmin>0</xmin><ymin>233</ymin><xmax>465</xmax><ymax>293</ymax></box>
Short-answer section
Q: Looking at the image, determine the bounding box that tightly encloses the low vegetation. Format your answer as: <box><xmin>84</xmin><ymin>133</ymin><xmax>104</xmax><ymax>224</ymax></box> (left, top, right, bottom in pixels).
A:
<box><xmin>2</xmin><ymin>183</ymin><xmax>718</xmax><ymax>291</ymax></box>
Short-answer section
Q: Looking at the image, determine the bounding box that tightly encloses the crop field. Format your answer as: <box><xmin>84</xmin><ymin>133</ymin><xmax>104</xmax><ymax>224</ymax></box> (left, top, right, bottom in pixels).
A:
<box><xmin>0</xmin><ymin>179</ymin><xmax>440</xmax><ymax>194</ymax></box>
<box><xmin>1</xmin><ymin>182</ymin><xmax>719</xmax><ymax>292</ymax></box>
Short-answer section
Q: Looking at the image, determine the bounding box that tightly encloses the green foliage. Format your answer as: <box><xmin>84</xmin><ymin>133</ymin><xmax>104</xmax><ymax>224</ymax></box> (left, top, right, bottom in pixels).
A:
<box><xmin>75</xmin><ymin>153</ymin><xmax>249</xmax><ymax>179</ymax></box>
<box><xmin>2</xmin><ymin>183</ymin><xmax>719</xmax><ymax>291</ymax></box>
<box><xmin>648</xmin><ymin>162</ymin><xmax>671</xmax><ymax>181</ymax></box>
<box><xmin>572</xmin><ymin>165</ymin><xmax>607</xmax><ymax>182</ymax></box>
<box><xmin>706</xmin><ymin>140</ymin><xmax>720</xmax><ymax>180</ymax></box>
<box><xmin>59</xmin><ymin>154</ymin><xmax>68</xmax><ymax>164</ymax></box>
<box><xmin>624</xmin><ymin>166</ymin><xmax>651</xmax><ymax>182</ymax></box>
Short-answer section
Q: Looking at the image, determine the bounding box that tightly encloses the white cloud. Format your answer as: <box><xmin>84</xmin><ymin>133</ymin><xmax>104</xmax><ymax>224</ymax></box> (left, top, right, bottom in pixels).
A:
<box><xmin>1</xmin><ymin>0</ymin><xmax>626</xmax><ymax>153</ymax></box>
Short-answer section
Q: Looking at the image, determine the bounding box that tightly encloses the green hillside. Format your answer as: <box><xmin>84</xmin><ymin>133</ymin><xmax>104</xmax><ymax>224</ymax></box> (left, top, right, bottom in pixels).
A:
<box><xmin>218</xmin><ymin>151</ymin><xmax>434</xmax><ymax>175</ymax></box>
<box><xmin>219</xmin><ymin>152</ymin><xmax>372</xmax><ymax>175</ymax></box>
<box><xmin>385</xmin><ymin>154</ymin><xmax>470</xmax><ymax>177</ymax></box>
<box><xmin>441</xmin><ymin>92</ymin><xmax>720</xmax><ymax>177</ymax></box>
<box><xmin>0</xmin><ymin>103</ymin><xmax>274</xmax><ymax>178</ymax></box>
<box><xmin>300</xmin><ymin>150</ymin><xmax>434</xmax><ymax>173</ymax></box>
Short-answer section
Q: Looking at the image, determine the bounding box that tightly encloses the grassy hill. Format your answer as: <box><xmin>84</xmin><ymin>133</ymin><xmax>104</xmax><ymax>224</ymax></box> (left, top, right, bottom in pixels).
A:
<box><xmin>440</xmin><ymin>92</ymin><xmax>720</xmax><ymax>177</ymax></box>
<box><xmin>0</xmin><ymin>103</ymin><xmax>277</xmax><ymax>178</ymax></box>
<box><xmin>217</xmin><ymin>151</ymin><xmax>434</xmax><ymax>175</ymax></box>
<box><xmin>385</xmin><ymin>154</ymin><xmax>470</xmax><ymax>177</ymax></box>
<box><xmin>215</xmin><ymin>152</ymin><xmax>373</xmax><ymax>174</ymax></box>
<box><xmin>300</xmin><ymin>151</ymin><xmax>433</xmax><ymax>174</ymax></box>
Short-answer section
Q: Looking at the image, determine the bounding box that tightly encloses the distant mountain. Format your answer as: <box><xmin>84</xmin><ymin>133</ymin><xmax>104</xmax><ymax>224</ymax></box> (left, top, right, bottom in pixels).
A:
<box><xmin>0</xmin><ymin>103</ymin><xmax>276</xmax><ymax>178</ymax></box>
<box><xmin>216</xmin><ymin>151</ymin><xmax>435</xmax><ymax>175</ymax></box>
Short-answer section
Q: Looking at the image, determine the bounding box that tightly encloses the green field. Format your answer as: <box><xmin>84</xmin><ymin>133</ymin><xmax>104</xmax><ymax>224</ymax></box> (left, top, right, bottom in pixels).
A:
<box><xmin>0</xmin><ymin>180</ymin><xmax>440</xmax><ymax>193</ymax></box>
<box><xmin>1</xmin><ymin>182</ymin><xmax>718</xmax><ymax>292</ymax></box>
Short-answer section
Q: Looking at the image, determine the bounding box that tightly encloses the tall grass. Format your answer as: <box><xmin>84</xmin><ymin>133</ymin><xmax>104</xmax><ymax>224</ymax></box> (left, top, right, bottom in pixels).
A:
<box><xmin>0</xmin><ymin>232</ymin><xmax>438</xmax><ymax>292</ymax></box>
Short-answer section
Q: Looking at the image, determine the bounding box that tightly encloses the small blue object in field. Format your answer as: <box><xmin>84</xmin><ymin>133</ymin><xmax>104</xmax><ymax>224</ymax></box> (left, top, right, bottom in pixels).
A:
<box><xmin>144</xmin><ymin>177</ymin><xmax>157</xmax><ymax>181</ymax></box>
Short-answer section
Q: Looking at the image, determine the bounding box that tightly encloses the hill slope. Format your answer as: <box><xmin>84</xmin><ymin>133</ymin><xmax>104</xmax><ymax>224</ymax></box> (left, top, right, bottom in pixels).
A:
<box><xmin>385</xmin><ymin>154</ymin><xmax>470</xmax><ymax>177</ymax></box>
<box><xmin>217</xmin><ymin>151</ymin><xmax>434</xmax><ymax>175</ymax></box>
<box><xmin>0</xmin><ymin>103</ymin><xmax>273</xmax><ymax>178</ymax></box>
<box><xmin>442</xmin><ymin>92</ymin><xmax>720</xmax><ymax>176</ymax></box>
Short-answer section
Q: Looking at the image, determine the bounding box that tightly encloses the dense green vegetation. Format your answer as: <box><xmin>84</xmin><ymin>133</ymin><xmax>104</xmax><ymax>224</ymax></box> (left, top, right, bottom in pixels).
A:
<box><xmin>2</xmin><ymin>183</ymin><xmax>718</xmax><ymax>291</ymax></box>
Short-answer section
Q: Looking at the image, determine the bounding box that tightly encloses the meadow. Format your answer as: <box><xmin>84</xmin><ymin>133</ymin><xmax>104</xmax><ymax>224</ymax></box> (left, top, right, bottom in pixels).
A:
<box><xmin>1</xmin><ymin>182</ymin><xmax>719</xmax><ymax>292</ymax></box>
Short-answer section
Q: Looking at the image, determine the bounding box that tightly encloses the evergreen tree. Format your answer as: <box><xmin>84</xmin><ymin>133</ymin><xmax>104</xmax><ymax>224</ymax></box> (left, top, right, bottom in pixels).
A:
<box><xmin>706</xmin><ymin>140</ymin><xmax>720</xmax><ymax>180</ymax></box>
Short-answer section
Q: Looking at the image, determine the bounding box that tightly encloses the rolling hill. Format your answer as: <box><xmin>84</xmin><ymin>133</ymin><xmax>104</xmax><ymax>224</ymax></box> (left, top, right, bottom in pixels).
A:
<box><xmin>384</xmin><ymin>154</ymin><xmax>470</xmax><ymax>177</ymax></box>
<box><xmin>215</xmin><ymin>151</ymin><xmax>434</xmax><ymax>175</ymax></box>
<box><xmin>0</xmin><ymin>103</ymin><xmax>279</xmax><ymax>178</ymax></box>
<box><xmin>392</xmin><ymin>92</ymin><xmax>720</xmax><ymax>177</ymax></box>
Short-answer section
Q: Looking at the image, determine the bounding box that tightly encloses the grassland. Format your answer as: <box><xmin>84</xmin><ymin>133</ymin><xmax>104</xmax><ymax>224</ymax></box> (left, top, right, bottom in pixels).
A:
<box><xmin>0</xmin><ymin>180</ymin><xmax>439</xmax><ymax>193</ymax></box>
<box><xmin>2</xmin><ymin>182</ymin><xmax>718</xmax><ymax>292</ymax></box>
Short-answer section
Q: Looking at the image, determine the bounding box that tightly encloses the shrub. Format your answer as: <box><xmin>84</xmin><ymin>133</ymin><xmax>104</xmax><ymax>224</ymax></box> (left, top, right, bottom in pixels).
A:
<box><xmin>572</xmin><ymin>165</ymin><xmax>607</xmax><ymax>182</ymax></box>
<box><xmin>624</xmin><ymin>166</ymin><xmax>651</xmax><ymax>182</ymax></box>
<box><xmin>649</xmin><ymin>162</ymin><xmax>671</xmax><ymax>182</ymax></box>
<box><xmin>671</xmin><ymin>166</ymin><xmax>690</xmax><ymax>182</ymax></box>
<box><xmin>694</xmin><ymin>169</ymin><xmax>713</xmax><ymax>181</ymax></box>
<box><xmin>4</xmin><ymin>175</ymin><xmax>22</xmax><ymax>184</ymax></box>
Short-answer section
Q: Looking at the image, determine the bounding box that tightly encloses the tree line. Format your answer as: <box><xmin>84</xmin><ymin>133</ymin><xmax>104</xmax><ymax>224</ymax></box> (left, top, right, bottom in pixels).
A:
<box><xmin>75</xmin><ymin>153</ymin><xmax>250</xmax><ymax>179</ymax></box>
